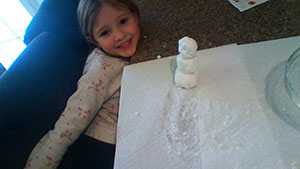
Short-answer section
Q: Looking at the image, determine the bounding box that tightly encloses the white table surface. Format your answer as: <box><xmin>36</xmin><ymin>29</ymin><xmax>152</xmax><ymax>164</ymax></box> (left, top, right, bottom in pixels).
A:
<box><xmin>114</xmin><ymin>36</ymin><xmax>300</xmax><ymax>169</ymax></box>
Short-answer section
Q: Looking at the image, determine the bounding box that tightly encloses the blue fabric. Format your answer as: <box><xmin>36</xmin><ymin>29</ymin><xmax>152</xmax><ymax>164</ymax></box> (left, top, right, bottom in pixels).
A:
<box><xmin>0</xmin><ymin>0</ymin><xmax>116</xmax><ymax>168</ymax></box>
<box><xmin>0</xmin><ymin>63</ymin><xmax>5</xmax><ymax>76</ymax></box>
<box><xmin>24</xmin><ymin>0</ymin><xmax>81</xmax><ymax>45</ymax></box>
<box><xmin>58</xmin><ymin>135</ymin><xmax>116</xmax><ymax>169</ymax></box>
<box><xmin>0</xmin><ymin>31</ymin><xmax>88</xmax><ymax>169</ymax></box>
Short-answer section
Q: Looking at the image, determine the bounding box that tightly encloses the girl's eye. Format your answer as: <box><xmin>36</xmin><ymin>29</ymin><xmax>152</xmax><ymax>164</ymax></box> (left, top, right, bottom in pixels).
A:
<box><xmin>120</xmin><ymin>18</ymin><xmax>128</xmax><ymax>25</ymax></box>
<box><xmin>100</xmin><ymin>30</ymin><xmax>109</xmax><ymax>37</ymax></box>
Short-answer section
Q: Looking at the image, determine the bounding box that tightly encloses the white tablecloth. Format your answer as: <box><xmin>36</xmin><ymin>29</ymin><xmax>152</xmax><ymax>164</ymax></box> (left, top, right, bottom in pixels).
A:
<box><xmin>114</xmin><ymin>36</ymin><xmax>300</xmax><ymax>169</ymax></box>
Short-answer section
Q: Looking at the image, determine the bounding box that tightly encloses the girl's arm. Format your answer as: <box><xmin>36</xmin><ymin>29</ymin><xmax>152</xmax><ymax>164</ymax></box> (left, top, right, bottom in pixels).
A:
<box><xmin>24</xmin><ymin>51</ymin><xmax>124</xmax><ymax>169</ymax></box>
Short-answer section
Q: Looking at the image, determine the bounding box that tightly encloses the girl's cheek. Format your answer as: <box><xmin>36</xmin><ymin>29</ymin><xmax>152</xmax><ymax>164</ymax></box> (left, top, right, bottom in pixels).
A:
<box><xmin>103</xmin><ymin>39</ymin><xmax>115</xmax><ymax>51</ymax></box>
<box><xmin>108</xmin><ymin>38</ymin><xmax>115</xmax><ymax>48</ymax></box>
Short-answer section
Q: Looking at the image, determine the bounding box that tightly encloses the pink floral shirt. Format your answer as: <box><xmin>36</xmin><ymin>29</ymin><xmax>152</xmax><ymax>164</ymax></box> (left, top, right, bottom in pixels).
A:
<box><xmin>24</xmin><ymin>48</ymin><xmax>128</xmax><ymax>169</ymax></box>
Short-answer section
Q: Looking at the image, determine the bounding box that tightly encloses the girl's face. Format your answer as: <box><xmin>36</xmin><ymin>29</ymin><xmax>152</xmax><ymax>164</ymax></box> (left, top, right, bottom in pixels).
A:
<box><xmin>90</xmin><ymin>3</ymin><xmax>140</xmax><ymax>58</ymax></box>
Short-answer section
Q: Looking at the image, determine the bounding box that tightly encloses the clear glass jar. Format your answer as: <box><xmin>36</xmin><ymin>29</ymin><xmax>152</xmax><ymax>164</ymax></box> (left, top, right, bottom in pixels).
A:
<box><xmin>284</xmin><ymin>46</ymin><xmax>300</xmax><ymax>108</ymax></box>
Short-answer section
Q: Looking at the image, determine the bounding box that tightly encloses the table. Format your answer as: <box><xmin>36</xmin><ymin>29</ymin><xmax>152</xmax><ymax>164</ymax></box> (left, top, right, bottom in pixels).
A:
<box><xmin>114</xmin><ymin>36</ymin><xmax>300</xmax><ymax>169</ymax></box>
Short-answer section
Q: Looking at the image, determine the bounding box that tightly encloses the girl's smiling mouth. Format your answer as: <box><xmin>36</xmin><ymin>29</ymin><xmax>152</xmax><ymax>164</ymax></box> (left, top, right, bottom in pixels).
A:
<box><xmin>117</xmin><ymin>39</ymin><xmax>132</xmax><ymax>50</ymax></box>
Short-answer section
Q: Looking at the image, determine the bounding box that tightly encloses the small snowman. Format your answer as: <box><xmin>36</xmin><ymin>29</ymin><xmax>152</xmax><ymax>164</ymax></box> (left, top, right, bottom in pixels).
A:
<box><xmin>174</xmin><ymin>37</ymin><xmax>198</xmax><ymax>89</ymax></box>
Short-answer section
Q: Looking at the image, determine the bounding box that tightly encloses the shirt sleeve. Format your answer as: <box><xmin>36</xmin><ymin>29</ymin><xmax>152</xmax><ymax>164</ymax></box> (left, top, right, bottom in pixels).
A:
<box><xmin>24</xmin><ymin>52</ymin><xmax>122</xmax><ymax>169</ymax></box>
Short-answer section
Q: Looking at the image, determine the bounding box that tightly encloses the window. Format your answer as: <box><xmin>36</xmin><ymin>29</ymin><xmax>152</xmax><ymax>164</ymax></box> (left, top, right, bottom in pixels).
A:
<box><xmin>0</xmin><ymin>0</ymin><xmax>42</xmax><ymax>69</ymax></box>
<box><xmin>19</xmin><ymin>0</ymin><xmax>43</xmax><ymax>16</ymax></box>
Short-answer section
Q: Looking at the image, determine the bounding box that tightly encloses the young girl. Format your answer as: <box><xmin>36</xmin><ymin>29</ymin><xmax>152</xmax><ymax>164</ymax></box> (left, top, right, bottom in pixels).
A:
<box><xmin>24</xmin><ymin>0</ymin><xmax>140</xmax><ymax>168</ymax></box>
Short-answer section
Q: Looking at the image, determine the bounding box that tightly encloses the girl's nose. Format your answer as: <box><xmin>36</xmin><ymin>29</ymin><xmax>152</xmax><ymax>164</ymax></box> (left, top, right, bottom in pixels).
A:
<box><xmin>114</xmin><ymin>30</ymin><xmax>125</xmax><ymax>41</ymax></box>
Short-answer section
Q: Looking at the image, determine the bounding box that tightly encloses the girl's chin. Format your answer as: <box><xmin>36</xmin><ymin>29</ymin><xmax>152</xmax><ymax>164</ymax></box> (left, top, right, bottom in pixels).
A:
<box><xmin>119</xmin><ymin>48</ymin><xmax>137</xmax><ymax>58</ymax></box>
